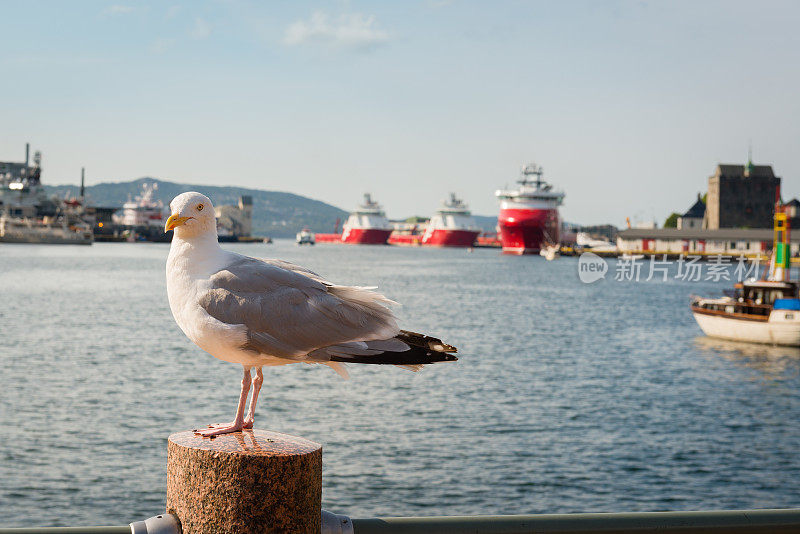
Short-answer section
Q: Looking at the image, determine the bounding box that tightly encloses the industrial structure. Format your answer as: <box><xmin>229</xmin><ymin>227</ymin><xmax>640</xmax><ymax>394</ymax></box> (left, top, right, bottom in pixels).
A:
<box><xmin>0</xmin><ymin>144</ymin><xmax>93</xmax><ymax>244</ymax></box>
<box><xmin>215</xmin><ymin>195</ymin><xmax>254</xmax><ymax>239</ymax></box>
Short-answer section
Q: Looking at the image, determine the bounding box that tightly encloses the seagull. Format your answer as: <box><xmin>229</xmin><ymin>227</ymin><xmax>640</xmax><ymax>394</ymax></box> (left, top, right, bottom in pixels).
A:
<box><xmin>165</xmin><ymin>192</ymin><xmax>457</xmax><ymax>437</ymax></box>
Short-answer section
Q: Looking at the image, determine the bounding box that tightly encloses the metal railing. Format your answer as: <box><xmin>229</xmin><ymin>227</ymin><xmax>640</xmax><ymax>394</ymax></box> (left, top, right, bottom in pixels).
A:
<box><xmin>350</xmin><ymin>509</ymin><xmax>800</xmax><ymax>533</ymax></box>
<box><xmin>0</xmin><ymin>529</ymin><xmax>130</xmax><ymax>534</ymax></box>
<box><xmin>2</xmin><ymin>509</ymin><xmax>800</xmax><ymax>534</ymax></box>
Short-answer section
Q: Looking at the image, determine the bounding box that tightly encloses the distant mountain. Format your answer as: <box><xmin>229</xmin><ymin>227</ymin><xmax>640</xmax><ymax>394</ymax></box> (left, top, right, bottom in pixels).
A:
<box><xmin>44</xmin><ymin>178</ymin><xmax>347</xmax><ymax>238</ymax></box>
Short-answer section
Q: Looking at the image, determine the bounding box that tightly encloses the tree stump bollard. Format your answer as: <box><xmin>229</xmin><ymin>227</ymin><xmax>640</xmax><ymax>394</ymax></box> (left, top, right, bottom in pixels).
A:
<box><xmin>166</xmin><ymin>429</ymin><xmax>322</xmax><ymax>534</ymax></box>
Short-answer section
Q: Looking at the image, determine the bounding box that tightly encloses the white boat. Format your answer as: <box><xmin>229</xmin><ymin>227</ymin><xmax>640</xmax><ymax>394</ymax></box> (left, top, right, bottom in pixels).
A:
<box><xmin>296</xmin><ymin>228</ymin><xmax>315</xmax><ymax>245</ymax></box>
<box><xmin>576</xmin><ymin>232</ymin><xmax>617</xmax><ymax>253</ymax></box>
<box><xmin>691</xmin><ymin>282</ymin><xmax>800</xmax><ymax>346</ymax></box>
<box><xmin>690</xmin><ymin>207</ymin><xmax>800</xmax><ymax>346</ymax></box>
<box><xmin>539</xmin><ymin>243</ymin><xmax>559</xmax><ymax>261</ymax></box>
<box><xmin>116</xmin><ymin>182</ymin><xmax>165</xmax><ymax>227</ymax></box>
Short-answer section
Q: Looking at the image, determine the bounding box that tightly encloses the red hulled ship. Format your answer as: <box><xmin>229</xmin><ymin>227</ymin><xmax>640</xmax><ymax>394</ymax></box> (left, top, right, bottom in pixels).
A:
<box><xmin>420</xmin><ymin>193</ymin><xmax>481</xmax><ymax>247</ymax></box>
<box><xmin>495</xmin><ymin>163</ymin><xmax>564</xmax><ymax>255</ymax></box>
<box><xmin>340</xmin><ymin>193</ymin><xmax>392</xmax><ymax>244</ymax></box>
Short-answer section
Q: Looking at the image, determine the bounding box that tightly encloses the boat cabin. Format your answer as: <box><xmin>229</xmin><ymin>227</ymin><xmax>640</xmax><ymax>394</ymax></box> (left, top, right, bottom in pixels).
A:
<box><xmin>693</xmin><ymin>280</ymin><xmax>800</xmax><ymax>320</ymax></box>
<box><xmin>733</xmin><ymin>280</ymin><xmax>799</xmax><ymax>306</ymax></box>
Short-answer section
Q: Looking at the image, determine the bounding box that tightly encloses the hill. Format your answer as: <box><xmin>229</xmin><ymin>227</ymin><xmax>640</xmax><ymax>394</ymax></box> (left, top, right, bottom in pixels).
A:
<box><xmin>45</xmin><ymin>178</ymin><xmax>348</xmax><ymax>238</ymax></box>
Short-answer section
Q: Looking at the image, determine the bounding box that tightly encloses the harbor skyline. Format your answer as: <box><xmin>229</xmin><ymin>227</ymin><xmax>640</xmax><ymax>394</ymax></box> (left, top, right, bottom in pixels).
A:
<box><xmin>2</xmin><ymin>1</ymin><xmax>799</xmax><ymax>226</ymax></box>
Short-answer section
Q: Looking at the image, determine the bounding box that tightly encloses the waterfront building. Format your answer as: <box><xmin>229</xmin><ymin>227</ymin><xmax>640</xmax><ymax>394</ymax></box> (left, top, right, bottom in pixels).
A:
<box><xmin>616</xmin><ymin>227</ymin><xmax>800</xmax><ymax>256</ymax></box>
<box><xmin>704</xmin><ymin>160</ymin><xmax>780</xmax><ymax>229</ymax></box>
<box><xmin>215</xmin><ymin>195</ymin><xmax>253</xmax><ymax>237</ymax></box>
<box><xmin>677</xmin><ymin>194</ymin><xmax>705</xmax><ymax>230</ymax></box>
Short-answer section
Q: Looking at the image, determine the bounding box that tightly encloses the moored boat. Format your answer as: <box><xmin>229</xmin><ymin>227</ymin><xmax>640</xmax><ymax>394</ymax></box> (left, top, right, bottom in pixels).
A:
<box><xmin>421</xmin><ymin>193</ymin><xmax>480</xmax><ymax>247</ymax></box>
<box><xmin>691</xmin><ymin>207</ymin><xmax>800</xmax><ymax>346</ymax></box>
<box><xmin>116</xmin><ymin>182</ymin><xmax>165</xmax><ymax>227</ymax></box>
<box><xmin>0</xmin><ymin>214</ymin><xmax>93</xmax><ymax>244</ymax></box>
<box><xmin>691</xmin><ymin>282</ymin><xmax>800</xmax><ymax>346</ymax></box>
<box><xmin>495</xmin><ymin>163</ymin><xmax>564</xmax><ymax>255</ymax></box>
<box><xmin>340</xmin><ymin>193</ymin><xmax>392</xmax><ymax>245</ymax></box>
<box><xmin>539</xmin><ymin>243</ymin><xmax>560</xmax><ymax>261</ymax></box>
<box><xmin>296</xmin><ymin>227</ymin><xmax>315</xmax><ymax>245</ymax></box>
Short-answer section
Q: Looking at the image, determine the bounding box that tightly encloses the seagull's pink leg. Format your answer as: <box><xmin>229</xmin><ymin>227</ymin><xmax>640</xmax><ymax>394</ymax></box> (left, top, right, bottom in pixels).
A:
<box><xmin>195</xmin><ymin>367</ymin><xmax>251</xmax><ymax>437</ymax></box>
<box><xmin>243</xmin><ymin>367</ymin><xmax>263</xmax><ymax>429</ymax></box>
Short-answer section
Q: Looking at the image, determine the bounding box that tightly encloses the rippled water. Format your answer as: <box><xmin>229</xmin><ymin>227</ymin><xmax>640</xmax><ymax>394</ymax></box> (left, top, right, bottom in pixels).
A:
<box><xmin>1</xmin><ymin>241</ymin><xmax>799</xmax><ymax>527</ymax></box>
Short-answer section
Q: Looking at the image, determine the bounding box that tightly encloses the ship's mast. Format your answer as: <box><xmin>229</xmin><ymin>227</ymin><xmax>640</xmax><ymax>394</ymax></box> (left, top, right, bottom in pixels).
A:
<box><xmin>520</xmin><ymin>163</ymin><xmax>544</xmax><ymax>189</ymax></box>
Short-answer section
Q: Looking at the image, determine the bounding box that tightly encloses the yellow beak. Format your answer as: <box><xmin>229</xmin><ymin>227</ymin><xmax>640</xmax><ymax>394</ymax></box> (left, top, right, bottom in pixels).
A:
<box><xmin>165</xmin><ymin>214</ymin><xmax>191</xmax><ymax>232</ymax></box>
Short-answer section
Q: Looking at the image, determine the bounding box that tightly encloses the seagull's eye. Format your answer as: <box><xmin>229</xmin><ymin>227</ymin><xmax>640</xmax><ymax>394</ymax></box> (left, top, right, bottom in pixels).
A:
<box><xmin>197</xmin><ymin>204</ymin><xmax>204</xmax><ymax>211</ymax></box>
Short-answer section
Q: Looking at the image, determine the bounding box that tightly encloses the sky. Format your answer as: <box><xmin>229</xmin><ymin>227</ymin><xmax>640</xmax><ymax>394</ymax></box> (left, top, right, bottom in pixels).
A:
<box><xmin>1</xmin><ymin>0</ymin><xmax>798</xmax><ymax>225</ymax></box>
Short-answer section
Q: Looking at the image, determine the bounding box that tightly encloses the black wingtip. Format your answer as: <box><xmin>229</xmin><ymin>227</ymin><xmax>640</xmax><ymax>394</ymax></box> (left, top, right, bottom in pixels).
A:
<box><xmin>329</xmin><ymin>330</ymin><xmax>459</xmax><ymax>366</ymax></box>
<box><xmin>398</xmin><ymin>330</ymin><xmax>458</xmax><ymax>354</ymax></box>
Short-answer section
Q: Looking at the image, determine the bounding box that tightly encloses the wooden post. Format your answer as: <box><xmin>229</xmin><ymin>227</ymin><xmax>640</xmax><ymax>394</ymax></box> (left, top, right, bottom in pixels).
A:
<box><xmin>166</xmin><ymin>429</ymin><xmax>322</xmax><ymax>534</ymax></box>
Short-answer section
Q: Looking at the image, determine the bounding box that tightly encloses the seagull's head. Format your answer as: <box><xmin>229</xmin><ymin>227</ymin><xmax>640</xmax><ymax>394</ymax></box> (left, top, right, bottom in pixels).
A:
<box><xmin>165</xmin><ymin>192</ymin><xmax>217</xmax><ymax>239</ymax></box>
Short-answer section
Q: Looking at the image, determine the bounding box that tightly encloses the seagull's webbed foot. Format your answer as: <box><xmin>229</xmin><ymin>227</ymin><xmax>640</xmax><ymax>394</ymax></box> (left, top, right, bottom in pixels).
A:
<box><xmin>201</xmin><ymin>421</ymin><xmax>236</xmax><ymax>429</ymax></box>
<box><xmin>194</xmin><ymin>421</ymin><xmax>244</xmax><ymax>437</ymax></box>
<box><xmin>196</xmin><ymin>419</ymin><xmax>253</xmax><ymax>430</ymax></box>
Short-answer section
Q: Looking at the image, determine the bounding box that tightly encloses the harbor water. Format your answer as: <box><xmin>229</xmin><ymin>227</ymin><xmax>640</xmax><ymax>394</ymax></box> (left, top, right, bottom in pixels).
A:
<box><xmin>1</xmin><ymin>241</ymin><xmax>799</xmax><ymax>527</ymax></box>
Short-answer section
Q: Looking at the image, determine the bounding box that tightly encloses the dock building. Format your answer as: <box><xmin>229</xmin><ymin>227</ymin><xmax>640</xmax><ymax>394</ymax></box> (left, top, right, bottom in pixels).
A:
<box><xmin>617</xmin><ymin>228</ymin><xmax>800</xmax><ymax>257</ymax></box>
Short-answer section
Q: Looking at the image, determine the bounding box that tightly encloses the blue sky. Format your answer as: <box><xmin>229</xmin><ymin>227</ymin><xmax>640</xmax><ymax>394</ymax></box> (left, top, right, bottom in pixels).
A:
<box><xmin>1</xmin><ymin>1</ymin><xmax>798</xmax><ymax>225</ymax></box>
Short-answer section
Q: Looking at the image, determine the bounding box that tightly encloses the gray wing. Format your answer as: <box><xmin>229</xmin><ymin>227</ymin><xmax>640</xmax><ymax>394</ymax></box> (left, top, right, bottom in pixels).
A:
<box><xmin>198</xmin><ymin>256</ymin><xmax>400</xmax><ymax>360</ymax></box>
<box><xmin>259</xmin><ymin>258</ymin><xmax>327</xmax><ymax>283</ymax></box>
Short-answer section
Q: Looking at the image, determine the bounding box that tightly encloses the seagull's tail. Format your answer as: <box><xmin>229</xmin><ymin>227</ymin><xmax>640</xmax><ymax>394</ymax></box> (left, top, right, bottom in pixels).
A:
<box><xmin>324</xmin><ymin>330</ymin><xmax>458</xmax><ymax>371</ymax></box>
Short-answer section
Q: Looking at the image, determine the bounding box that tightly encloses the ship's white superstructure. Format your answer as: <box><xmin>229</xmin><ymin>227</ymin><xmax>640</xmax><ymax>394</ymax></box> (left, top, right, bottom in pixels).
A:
<box><xmin>117</xmin><ymin>183</ymin><xmax>165</xmax><ymax>227</ymax></box>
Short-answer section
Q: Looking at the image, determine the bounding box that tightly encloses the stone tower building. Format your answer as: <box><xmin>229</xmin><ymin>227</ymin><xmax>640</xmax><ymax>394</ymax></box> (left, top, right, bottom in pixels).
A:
<box><xmin>215</xmin><ymin>195</ymin><xmax>253</xmax><ymax>237</ymax></box>
<box><xmin>703</xmin><ymin>161</ymin><xmax>780</xmax><ymax>229</ymax></box>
